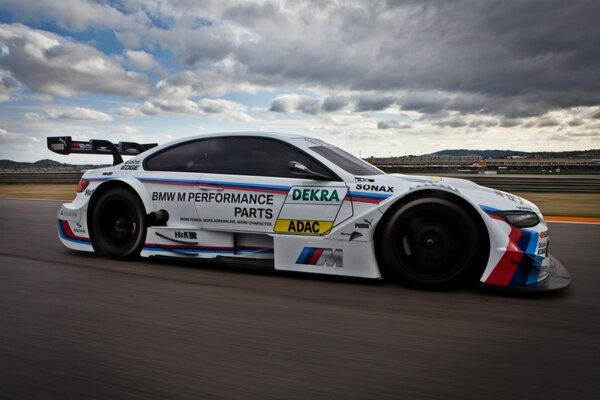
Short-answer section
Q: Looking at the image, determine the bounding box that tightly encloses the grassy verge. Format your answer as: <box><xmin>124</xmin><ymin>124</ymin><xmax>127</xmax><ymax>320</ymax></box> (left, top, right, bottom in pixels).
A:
<box><xmin>0</xmin><ymin>184</ymin><xmax>77</xmax><ymax>201</ymax></box>
<box><xmin>512</xmin><ymin>192</ymin><xmax>600</xmax><ymax>218</ymax></box>
<box><xmin>1</xmin><ymin>184</ymin><xmax>599</xmax><ymax>217</ymax></box>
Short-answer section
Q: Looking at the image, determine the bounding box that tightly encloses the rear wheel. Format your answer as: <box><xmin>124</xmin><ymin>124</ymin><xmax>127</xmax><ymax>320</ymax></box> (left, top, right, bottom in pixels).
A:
<box><xmin>379</xmin><ymin>197</ymin><xmax>487</xmax><ymax>290</ymax></box>
<box><xmin>91</xmin><ymin>188</ymin><xmax>146</xmax><ymax>259</ymax></box>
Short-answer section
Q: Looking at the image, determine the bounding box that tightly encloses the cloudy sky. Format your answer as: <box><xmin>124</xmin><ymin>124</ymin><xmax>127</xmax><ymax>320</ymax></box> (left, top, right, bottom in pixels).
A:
<box><xmin>0</xmin><ymin>0</ymin><xmax>599</xmax><ymax>163</ymax></box>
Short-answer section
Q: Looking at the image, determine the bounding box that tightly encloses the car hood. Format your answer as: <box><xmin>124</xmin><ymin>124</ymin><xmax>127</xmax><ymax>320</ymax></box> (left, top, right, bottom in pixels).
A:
<box><xmin>358</xmin><ymin>173</ymin><xmax>542</xmax><ymax>215</ymax></box>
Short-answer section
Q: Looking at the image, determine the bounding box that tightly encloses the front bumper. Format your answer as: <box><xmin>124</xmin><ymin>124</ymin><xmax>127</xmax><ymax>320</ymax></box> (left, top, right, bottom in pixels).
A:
<box><xmin>478</xmin><ymin>254</ymin><xmax>571</xmax><ymax>292</ymax></box>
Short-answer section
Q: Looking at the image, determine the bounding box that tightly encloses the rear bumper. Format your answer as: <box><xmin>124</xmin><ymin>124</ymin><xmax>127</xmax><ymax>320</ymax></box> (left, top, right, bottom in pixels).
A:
<box><xmin>477</xmin><ymin>254</ymin><xmax>571</xmax><ymax>292</ymax></box>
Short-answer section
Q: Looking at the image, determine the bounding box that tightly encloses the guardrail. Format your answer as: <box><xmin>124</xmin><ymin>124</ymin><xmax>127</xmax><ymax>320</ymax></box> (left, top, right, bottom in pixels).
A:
<box><xmin>1</xmin><ymin>171</ymin><xmax>599</xmax><ymax>193</ymax></box>
<box><xmin>428</xmin><ymin>174</ymin><xmax>600</xmax><ymax>193</ymax></box>
<box><xmin>0</xmin><ymin>172</ymin><xmax>84</xmax><ymax>184</ymax></box>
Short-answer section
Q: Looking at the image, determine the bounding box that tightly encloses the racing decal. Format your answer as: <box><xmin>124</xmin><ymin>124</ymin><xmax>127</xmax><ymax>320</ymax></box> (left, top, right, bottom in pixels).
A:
<box><xmin>287</xmin><ymin>187</ymin><xmax>344</xmax><ymax>204</ymax></box>
<box><xmin>139</xmin><ymin>178</ymin><xmax>290</xmax><ymax>194</ymax></box>
<box><xmin>143</xmin><ymin>243</ymin><xmax>235</xmax><ymax>254</ymax></box>
<box><xmin>275</xmin><ymin>185</ymin><xmax>351</xmax><ymax>236</ymax></box>
<box><xmin>354</xmin><ymin>218</ymin><xmax>373</xmax><ymax>229</ymax></box>
<box><xmin>150</xmin><ymin>191</ymin><xmax>275</xmax><ymax>207</ymax></box>
<box><xmin>481</xmin><ymin>206</ymin><xmax>543</xmax><ymax>286</ymax></box>
<box><xmin>59</xmin><ymin>208</ymin><xmax>80</xmax><ymax>221</ymax></box>
<box><xmin>142</xmin><ymin>243</ymin><xmax>273</xmax><ymax>255</ymax></box>
<box><xmin>58</xmin><ymin>220</ymin><xmax>91</xmax><ymax>245</ymax></box>
<box><xmin>296</xmin><ymin>247</ymin><xmax>343</xmax><ymax>267</ymax></box>
<box><xmin>355</xmin><ymin>184</ymin><xmax>394</xmax><ymax>193</ymax></box>
<box><xmin>273</xmin><ymin>219</ymin><xmax>333</xmax><ymax>235</ymax></box>
<box><xmin>341</xmin><ymin>231</ymin><xmax>363</xmax><ymax>241</ymax></box>
<box><xmin>121</xmin><ymin>159</ymin><xmax>140</xmax><ymax>170</ymax></box>
<box><xmin>349</xmin><ymin>191</ymin><xmax>391</xmax><ymax>204</ymax></box>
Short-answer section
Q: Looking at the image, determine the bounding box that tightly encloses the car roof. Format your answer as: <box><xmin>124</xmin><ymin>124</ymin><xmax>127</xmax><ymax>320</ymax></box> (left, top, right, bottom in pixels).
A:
<box><xmin>162</xmin><ymin>131</ymin><xmax>307</xmax><ymax>145</ymax></box>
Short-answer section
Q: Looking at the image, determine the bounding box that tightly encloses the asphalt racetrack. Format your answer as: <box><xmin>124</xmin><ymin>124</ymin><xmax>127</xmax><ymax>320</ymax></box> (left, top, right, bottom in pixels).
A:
<box><xmin>1</xmin><ymin>199</ymin><xmax>599</xmax><ymax>400</ymax></box>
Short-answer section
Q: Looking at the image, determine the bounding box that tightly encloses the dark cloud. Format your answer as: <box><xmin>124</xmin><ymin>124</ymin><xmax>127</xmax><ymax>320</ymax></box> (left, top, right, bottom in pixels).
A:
<box><xmin>354</xmin><ymin>94</ymin><xmax>398</xmax><ymax>112</ymax></box>
<box><xmin>435</xmin><ymin>117</ymin><xmax>468</xmax><ymax>128</ymax></box>
<box><xmin>322</xmin><ymin>96</ymin><xmax>349</xmax><ymax>112</ymax></box>
<box><xmin>568</xmin><ymin>119</ymin><xmax>585</xmax><ymax>127</ymax></box>
<box><xmin>499</xmin><ymin>118</ymin><xmax>522</xmax><ymax>128</ymax></box>
<box><xmin>377</xmin><ymin>120</ymin><xmax>412</xmax><ymax>130</ymax></box>
<box><xmin>537</xmin><ymin>118</ymin><xmax>561</xmax><ymax>127</ymax></box>
<box><xmin>399</xmin><ymin>92</ymin><xmax>448</xmax><ymax>114</ymax></box>
<box><xmin>235</xmin><ymin>1</ymin><xmax>600</xmax><ymax>117</ymax></box>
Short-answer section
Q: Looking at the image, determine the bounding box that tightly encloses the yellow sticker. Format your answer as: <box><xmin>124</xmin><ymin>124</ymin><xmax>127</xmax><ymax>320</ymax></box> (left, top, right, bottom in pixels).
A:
<box><xmin>274</xmin><ymin>219</ymin><xmax>334</xmax><ymax>235</ymax></box>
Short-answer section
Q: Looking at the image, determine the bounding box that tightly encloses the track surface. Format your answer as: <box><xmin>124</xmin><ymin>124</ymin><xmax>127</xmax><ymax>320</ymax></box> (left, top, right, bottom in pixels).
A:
<box><xmin>1</xmin><ymin>199</ymin><xmax>599</xmax><ymax>400</ymax></box>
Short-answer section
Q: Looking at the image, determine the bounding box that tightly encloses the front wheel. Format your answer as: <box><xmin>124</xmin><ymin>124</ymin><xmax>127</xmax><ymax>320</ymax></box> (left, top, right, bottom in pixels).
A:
<box><xmin>91</xmin><ymin>188</ymin><xmax>146</xmax><ymax>259</ymax></box>
<box><xmin>379</xmin><ymin>197</ymin><xmax>487</xmax><ymax>290</ymax></box>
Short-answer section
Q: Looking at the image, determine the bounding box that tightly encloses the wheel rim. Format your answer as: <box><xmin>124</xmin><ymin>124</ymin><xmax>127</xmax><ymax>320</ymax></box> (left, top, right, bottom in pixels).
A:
<box><xmin>98</xmin><ymin>199</ymin><xmax>138</xmax><ymax>251</ymax></box>
<box><xmin>394</xmin><ymin>206</ymin><xmax>469</xmax><ymax>281</ymax></box>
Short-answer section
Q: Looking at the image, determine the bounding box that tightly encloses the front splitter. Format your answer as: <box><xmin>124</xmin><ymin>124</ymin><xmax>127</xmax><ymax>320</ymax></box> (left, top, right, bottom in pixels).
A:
<box><xmin>477</xmin><ymin>254</ymin><xmax>571</xmax><ymax>292</ymax></box>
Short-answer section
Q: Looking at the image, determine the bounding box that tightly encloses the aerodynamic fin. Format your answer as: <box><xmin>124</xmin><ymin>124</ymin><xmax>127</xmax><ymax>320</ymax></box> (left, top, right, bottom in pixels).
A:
<box><xmin>47</xmin><ymin>136</ymin><xmax>158</xmax><ymax>166</ymax></box>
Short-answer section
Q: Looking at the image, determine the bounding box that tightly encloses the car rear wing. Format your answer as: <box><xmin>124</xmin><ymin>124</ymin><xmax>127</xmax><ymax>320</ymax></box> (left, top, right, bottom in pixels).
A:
<box><xmin>47</xmin><ymin>136</ymin><xmax>158</xmax><ymax>166</ymax></box>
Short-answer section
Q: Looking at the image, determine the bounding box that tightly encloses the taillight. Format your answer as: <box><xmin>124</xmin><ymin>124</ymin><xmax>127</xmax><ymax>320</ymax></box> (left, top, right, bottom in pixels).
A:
<box><xmin>76</xmin><ymin>179</ymin><xmax>90</xmax><ymax>193</ymax></box>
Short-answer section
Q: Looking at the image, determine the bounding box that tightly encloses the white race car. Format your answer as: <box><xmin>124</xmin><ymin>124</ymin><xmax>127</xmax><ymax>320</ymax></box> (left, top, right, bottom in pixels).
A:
<box><xmin>48</xmin><ymin>132</ymin><xmax>570</xmax><ymax>291</ymax></box>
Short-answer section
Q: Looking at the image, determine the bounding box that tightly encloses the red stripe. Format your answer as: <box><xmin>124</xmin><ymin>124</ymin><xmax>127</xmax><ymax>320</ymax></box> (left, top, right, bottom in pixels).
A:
<box><xmin>351</xmin><ymin>197</ymin><xmax>383</xmax><ymax>204</ymax></box>
<box><xmin>60</xmin><ymin>220</ymin><xmax>89</xmax><ymax>241</ymax></box>
<box><xmin>308</xmin><ymin>248</ymin><xmax>324</xmax><ymax>265</ymax></box>
<box><xmin>485</xmin><ymin>225</ymin><xmax>524</xmax><ymax>286</ymax></box>
<box><xmin>144</xmin><ymin>243</ymin><xmax>233</xmax><ymax>250</ymax></box>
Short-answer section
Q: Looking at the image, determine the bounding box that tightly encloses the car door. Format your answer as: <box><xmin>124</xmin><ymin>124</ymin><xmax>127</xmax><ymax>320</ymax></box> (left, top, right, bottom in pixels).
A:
<box><xmin>193</xmin><ymin>136</ymin><xmax>353</xmax><ymax>236</ymax></box>
<box><xmin>140</xmin><ymin>141</ymin><xmax>211</xmax><ymax>228</ymax></box>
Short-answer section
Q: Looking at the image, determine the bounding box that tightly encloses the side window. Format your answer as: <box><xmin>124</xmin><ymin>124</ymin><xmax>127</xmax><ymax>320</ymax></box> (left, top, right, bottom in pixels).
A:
<box><xmin>145</xmin><ymin>140</ymin><xmax>210</xmax><ymax>172</ymax></box>
<box><xmin>203</xmin><ymin>137</ymin><xmax>333</xmax><ymax>179</ymax></box>
<box><xmin>146</xmin><ymin>137</ymin><xmax>335</xmax><ymax>179</ymax></box>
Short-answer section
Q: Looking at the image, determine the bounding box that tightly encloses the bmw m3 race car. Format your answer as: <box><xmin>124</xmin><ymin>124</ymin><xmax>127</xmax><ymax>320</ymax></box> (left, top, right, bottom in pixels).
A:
<box><xmin>48</xmin><ymin>132</ymin><xmax>570</xmax><ymax>291</ymax></box>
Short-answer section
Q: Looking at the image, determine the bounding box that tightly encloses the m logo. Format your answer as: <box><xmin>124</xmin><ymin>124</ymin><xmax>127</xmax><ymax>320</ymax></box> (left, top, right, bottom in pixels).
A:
<box><xmin>296</xmin><ymin>247</ymin><xmax>343</xmax><ymax>268</ymax></box>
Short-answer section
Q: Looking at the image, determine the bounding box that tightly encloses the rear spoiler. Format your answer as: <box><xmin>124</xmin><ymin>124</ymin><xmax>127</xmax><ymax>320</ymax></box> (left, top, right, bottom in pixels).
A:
<box><xmin>47</xmin><ymin>136</ymin><xmax>158</xmax><ymax>166</ymax></box>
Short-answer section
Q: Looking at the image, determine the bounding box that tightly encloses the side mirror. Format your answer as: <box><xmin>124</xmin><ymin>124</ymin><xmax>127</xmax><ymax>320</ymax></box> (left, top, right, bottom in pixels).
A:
<box><xmin>288</xmin><ymin>161</ymin><xmax>332</xmax><ymax>180</ymax></box>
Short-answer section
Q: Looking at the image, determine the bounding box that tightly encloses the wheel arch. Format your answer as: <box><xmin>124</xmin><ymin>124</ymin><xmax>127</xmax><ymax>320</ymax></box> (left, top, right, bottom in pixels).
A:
<box><xmin>87</xmin><ymin>179</ymin><xmax>152</xmax><ymax>246</ymax></box>
<box><xmin>373</xmin><ymin>188</ymin><xmax>491</xmax><ymax>280</ymax></box>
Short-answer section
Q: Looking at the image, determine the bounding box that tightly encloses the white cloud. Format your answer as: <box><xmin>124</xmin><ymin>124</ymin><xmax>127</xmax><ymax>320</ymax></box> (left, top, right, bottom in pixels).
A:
<box><xmin>115</xmin><ymin>106</ymin><xmax>145</xmax><ymax>118</ymax></box>
<box><xmin>0</xmin><ymin>127</ymin><xmax>39</xmax><ymax>157</ymax></box>
<box><xmin>197</xmin><ymin>98</ymin><xmax>253</xmax><ymax>122</ymax></box>
<box><xmin>46</xmin><ymin>107</ymin><xmax>112</xmax><ymax>121</ymax></box>
<box><xmin>0</xmin><ymin>23</ymin><xmax>151</xmax><ymax>97</ymax></box>
<box><xmin>124</xmin><ymin>50</ymin><xmax>158</xmax><ymax>70</ymax></box>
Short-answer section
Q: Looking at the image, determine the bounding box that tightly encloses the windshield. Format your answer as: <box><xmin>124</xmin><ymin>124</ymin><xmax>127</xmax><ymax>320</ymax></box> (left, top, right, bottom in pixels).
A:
<box><xmin>310</xmin><ymin>145</ymin><xmax>383</xmax><ymax>176</ymax></box>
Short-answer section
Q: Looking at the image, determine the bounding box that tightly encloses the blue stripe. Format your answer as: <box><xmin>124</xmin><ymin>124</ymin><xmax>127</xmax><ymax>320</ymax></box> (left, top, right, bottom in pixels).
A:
<box><xmin>517</xmin><ymin>230</ymin><xmax>537</xmax><ymax>253</ymax></box>
<box><xmin>137</xmin><ymin>177</ymin><xmax>197</xmax><ymax>185</ymax></box>
<box><xmin>87</xmin><ymin>177</ymin><xmax>112</xmax><ymax>182</ymax></box>
<box><xmin>57</xmin><ymin>220</ymin><xmax>92</xmax><ymax>246</ymax></box>
<box><xmin>526</xmin><ymin>267</ymin><xmax>540</xmax><ymax>285</ymax></box>
<box><xmin>137</xmin><ymin>177</ymin><xmax>291</xmax><ymax>192</ymax></box>
<box><xmin>480</xmin><ymin>205</ymin><xmax>500</xmax><ymax>214</ymax></box>
<box><xmin>296</xmin><ymin>247</ymin><xmax>313</xmax><ymax>264</ymax></box>
<box><xmin>143</xmin><ymin>246</ymin><xmax>234</xmax><ymax>254</ymax></box>
<box><xmin>509</xmin><ymin>264</ymin><xmax>532</xmax><ymax>286</ymax></box>
<box><xmin>198</xmin><ymin>180</ymin><xmax>290</xmax><ymax>192</ymax></box>
<box><xmin>349</xmin><ymin>191</ymin><xmax>391</xmax><ymax>200</ymax></box>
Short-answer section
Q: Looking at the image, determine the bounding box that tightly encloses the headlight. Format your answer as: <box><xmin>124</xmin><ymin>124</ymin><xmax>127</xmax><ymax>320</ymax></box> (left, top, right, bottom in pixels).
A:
<box><xmin>496</xmin><ymin>211</ymin><xmax>540</xmax><ymax>228</ymax></box>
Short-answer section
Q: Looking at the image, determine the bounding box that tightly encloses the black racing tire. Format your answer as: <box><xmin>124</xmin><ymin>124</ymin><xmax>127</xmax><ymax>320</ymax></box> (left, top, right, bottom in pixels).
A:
<box><xmin>91</xmin><ymin>188</ymin><xmax>146</xmax><ymax>259</ymax></box>
<box><xmin>379</xmin><ymin>197</ymin><xmax>487</xmax><ymax>290</ymax></box>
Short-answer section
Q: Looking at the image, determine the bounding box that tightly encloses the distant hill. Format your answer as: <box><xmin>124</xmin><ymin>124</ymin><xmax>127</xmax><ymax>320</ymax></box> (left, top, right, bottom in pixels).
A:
<box><xmin>426</xmin><ymin>149</ymin><xmax>600</xmax><ymax>159</ymax></box>
<box><xmin>0</xmin><ymin>159</ymin><xmax>106</xmax><ymax>171</ymax></box>
<box><xmin>33</xmin><ymin>159</ymin><xmax>63</xmax><ymax>167</ymax></box>
<box><xmin>428</xmin><ymin>149</ymin><xmax>529</xmax><ymax>158</ymax></box>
